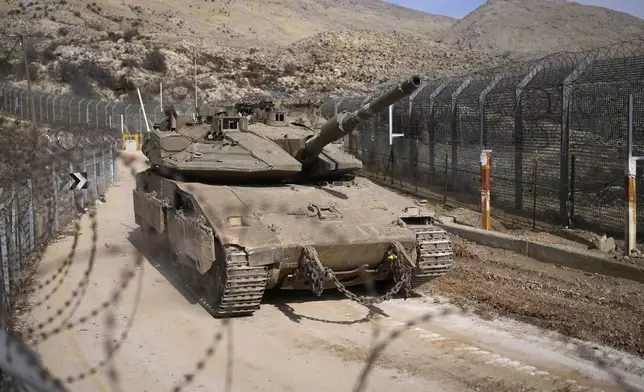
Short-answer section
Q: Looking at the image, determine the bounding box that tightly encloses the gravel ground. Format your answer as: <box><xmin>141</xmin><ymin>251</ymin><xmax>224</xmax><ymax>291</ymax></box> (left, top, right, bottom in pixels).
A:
<box><xmin>423</xmin><ymin>236</ymin><xmax>644</xmax><ymax>357</ymax></box>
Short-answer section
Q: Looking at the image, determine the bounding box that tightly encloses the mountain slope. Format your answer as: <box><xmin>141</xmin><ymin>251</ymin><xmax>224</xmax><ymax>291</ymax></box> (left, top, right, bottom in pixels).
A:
<box><xmin>4</xmin><ymin>0</ymin><xmax>456</xmax><ymax>49</ymax></box>
<box><xmin>0</xmin><ymin>0</ymin><xmax>479</xmax><ymax>102</ymax></box>
<box><xmin>438</xmin><ymin>0</ymin><xmax>644</xmax><ymax>55</ymax></box>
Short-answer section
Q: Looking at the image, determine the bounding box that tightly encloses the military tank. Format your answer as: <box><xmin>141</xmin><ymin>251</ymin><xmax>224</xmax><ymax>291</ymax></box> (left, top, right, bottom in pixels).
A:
<box><xmin>133</xmin><ymin>75</ymin><xmax>454</xmax><ymax>317</ymax></box>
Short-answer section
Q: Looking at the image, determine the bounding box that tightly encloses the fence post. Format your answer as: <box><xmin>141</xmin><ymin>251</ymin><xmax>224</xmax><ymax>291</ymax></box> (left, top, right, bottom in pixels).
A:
<box><xmin>110</xmin><ymin>143</ymin><xmax>117</xmax><ymax>183</ymax></box>
<box><xmin>0</xmin><ymin>192</ymin><xmax>10</xmax><ymax>328</ymax></box>
<box><xmin>408</xmin><ymin>82</ymin><xmax>430</xmax><ymax>189</ymax></box>
<box><xmin>82</xmin><ymin>149</ymin><xmax>87</xmax><ymax>208</ymax></box>
<box><xmin>51</xmin><ymin>165</ymin><xmax>59</xmax><ymax>233</ymax></box>
<box><xmin>561</xmin><ymin>53</ymin><xmax>595</xmax><ymax>225</ymax></box>
<box><xmin>515</xmin><ymin>63</ymin><xmax>544</xmax><ymax>212</ymax></box>
<box><xmin>101</xmin><ymin>147</ymin><xmax>106</xmax><ymax>195</ymax></box>
<box><xmin>69</xmin><ymin>161</ymin><xmax>76</xmax><ymax>216</ymax></box>
<box><xmin>479</xmin><ymin>75</ymin><xmax>502</xmax><ymax>230</ymax></box>
<box><xmin>428</xmin><ymin>80</ymin><xmax>449</xmax><ymax>184</ymax></box>
<box><xmin>451</xmin><ymin>77</ymin><xmax>472</xmax><ymax>188</ymax></box>
<box><xmin>10</xmin><ymin>191</ymin><xmax>18</xmax><ymax>282</ymax></box>
<box><xmin>92</xmin><ymin>147</ymin><xmax>98</xmax><ymax>200</ymax></box>
<box><xmin>94</xmin><ymin>101</ymin><xmax>100</xmax><ymax>129</ymax></box>
<box><xmin>481</xmin><ymin>150</ymin><xmax>492</xmax><ymax>230</ymax></box>
<box><xmin>16</xmin><ymin>184</ymin><xmax>23</xmax><ymax>267</ymax></box>
<box><xmin>625</xmin><ymin>94</ymin><xmax>638</xmax><ymax>254</ymax></box>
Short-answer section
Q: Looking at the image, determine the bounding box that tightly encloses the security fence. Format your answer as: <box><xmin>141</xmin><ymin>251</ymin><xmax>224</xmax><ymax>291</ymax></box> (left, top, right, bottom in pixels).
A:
<box><xmin>321</xmin><ymin>41</ymin><xmax>644</xmax><ymax>237</ymax></box>
<box><xmin>0</xmin><ymin>83</ymin><xmax>196</xmax><ymax>142</ymax></box>
<box><xmin>0</xmin><ymin>127</ymin><xmax>118</xmax><ymax>335</ymax></box>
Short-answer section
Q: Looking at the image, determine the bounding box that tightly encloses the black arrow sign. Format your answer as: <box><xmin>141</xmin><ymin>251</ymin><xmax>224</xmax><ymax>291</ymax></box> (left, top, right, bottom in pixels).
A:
<box><xmin>69</xmin><ymin>172</ymin><xmax>88</xmax><ymax>190</ymax></box>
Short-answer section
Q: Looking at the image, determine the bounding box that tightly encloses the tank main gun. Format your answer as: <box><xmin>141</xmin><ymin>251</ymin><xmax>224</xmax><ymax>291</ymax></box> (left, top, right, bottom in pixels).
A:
<box><xmin>296</xmin><ymin>75</ymin><xmax>422</xmax><ymax>162</ymax></box>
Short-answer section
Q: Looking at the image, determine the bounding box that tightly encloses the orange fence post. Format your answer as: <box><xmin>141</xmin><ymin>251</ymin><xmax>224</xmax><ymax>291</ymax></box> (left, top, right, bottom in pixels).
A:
<box><xmin>481</xmin><ymin>149</ymin><xmax>492</xmax><ymax>230</ymax></box>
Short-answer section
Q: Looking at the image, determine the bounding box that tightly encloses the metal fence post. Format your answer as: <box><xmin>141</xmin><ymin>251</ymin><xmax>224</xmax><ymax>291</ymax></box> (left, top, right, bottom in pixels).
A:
<box><xmin>481</xmin><ymin>150</ymin><xmax>492</xmax><ymax>230</ymax></box>
<box><xmin>82</xmin><ymin>149</ymin><xmax>87</xmax><ymax>208</ymax></box>
<box><xmin>561</xmin><ymin>53</ymin><xmax>595</xmax><ymax>225</ymax></box>
<box><xmin>110</xmin><ymin>143</ymin><xmax>117</xmax><ymax>183</ymax></box>
<box><xmin>625</xmin><ymin>94</ymin><xmax>641</xmax><ymax>254</ymax></box>
<box><xmin>0</xmin><ymin>193</ymin><xmax>10</xmax><ymax>328</ymax></box>
<box><xmin>10</xmin><ymin>192</ymin><xmax>18</xmax><ymax>281</ymax></box>
<box><xmin>52</xmin><ymin>165</ymin><xmax>59</xmax><ymax>233</ymax></box>
<box><xmin>428</xmin><ymin>80</ymin><xmax>449</xmax><ymax>183</ymax></box>
<box><xmin>69</xmin><ymin>161</ymin><xmax>76</xmax><ymax>216</ymax></box>
<box><xmin>450</xmin><ymin>77</ymin><xmax>472</xmax><ymax>188</ymax></box>
<box><xmin>101</xmin><ymin>147</ymin><xmax>106</xmax><ymax>195</ymax></box>
<box><xmin>92</xmin><ymin>147</ymin><xmax>98</xmax><ymax>200</ymax></box>
<box><xmin>479</xmin><ymin>75</ymin><xmax>502</xmax><ymax>229</ymax></box>
<box><xmin>27</xmin><ymin>180</ymin><xmax>34</xmax><ymax>250</ymax></box>
<box><xmin>515</xmin><ymin>64</ymin><xmax>544</xmax><ymax>212</ymax></box>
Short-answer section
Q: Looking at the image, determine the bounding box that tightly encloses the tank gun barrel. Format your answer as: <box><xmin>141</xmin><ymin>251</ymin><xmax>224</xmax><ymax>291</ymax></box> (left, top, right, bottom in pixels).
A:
<box><xmin>300</xmin><ymin>75</ymin><xmax>422</xmax><ymax>161</ymax></box>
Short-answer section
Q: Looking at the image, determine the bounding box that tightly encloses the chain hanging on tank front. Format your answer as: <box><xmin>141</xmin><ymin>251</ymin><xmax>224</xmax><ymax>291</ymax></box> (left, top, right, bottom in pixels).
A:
<box><xmin>295</xmin><ymin>243</ymin><xmax>413</xmax><ymax>306</ymax></box>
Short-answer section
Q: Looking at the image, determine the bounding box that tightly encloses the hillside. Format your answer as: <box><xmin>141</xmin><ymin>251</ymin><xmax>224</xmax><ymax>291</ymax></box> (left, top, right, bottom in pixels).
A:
<box><xmin>1</xmin><ymin>0</ymin><xmax>643</xmax><ymax>106</ymax></box>
<box><xmin>0</xmin><ymin>0</ymin><xmax>484</xmax><ymax>103</ymax></box>
<box><xmin>438</xmin><ymin>0</ymin><xmax>644</xmax><ymax>55</ymax></box>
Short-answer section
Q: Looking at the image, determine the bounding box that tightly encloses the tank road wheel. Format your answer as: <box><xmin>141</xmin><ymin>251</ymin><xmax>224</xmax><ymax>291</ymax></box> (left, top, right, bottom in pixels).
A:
<box><xmin>199</xmin><ymin>243</ymin><xmax>270</xmax><ymax>318</ymax></box>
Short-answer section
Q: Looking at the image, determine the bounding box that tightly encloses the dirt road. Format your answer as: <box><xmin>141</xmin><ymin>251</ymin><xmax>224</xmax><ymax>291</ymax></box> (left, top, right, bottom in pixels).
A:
<box><xmin>21</xmin><ymin>151</ymin><xmax>644</xmax><ymax>392</ymax></box>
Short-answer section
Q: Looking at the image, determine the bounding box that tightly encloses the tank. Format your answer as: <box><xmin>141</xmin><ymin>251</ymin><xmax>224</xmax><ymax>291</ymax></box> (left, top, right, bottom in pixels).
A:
<box><xmin>133</xmin><ymin>75</ymin><xmax>454</xmax><ymax>317</ymax></box>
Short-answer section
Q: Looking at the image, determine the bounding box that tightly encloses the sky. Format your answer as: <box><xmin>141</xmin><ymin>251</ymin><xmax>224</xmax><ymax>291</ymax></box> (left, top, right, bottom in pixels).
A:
<box><xmin>385</xmin><ymin>0</ymin><xmax>644</xmax><ymax>19</ymax></box>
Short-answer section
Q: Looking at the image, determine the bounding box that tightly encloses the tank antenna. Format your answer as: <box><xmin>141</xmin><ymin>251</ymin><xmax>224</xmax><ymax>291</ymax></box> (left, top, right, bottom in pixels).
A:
<box><xmin>137</xmin><ymin>87</ymin><xmax>152</xmax><ymax>133</ymax></box>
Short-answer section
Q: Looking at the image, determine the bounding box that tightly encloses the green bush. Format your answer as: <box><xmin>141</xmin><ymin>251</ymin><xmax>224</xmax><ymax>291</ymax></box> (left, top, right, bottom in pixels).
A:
<box><xmin>142</xmin><ymin>48</ymin><xmax>167</xmax><ymax>73</ymax></box>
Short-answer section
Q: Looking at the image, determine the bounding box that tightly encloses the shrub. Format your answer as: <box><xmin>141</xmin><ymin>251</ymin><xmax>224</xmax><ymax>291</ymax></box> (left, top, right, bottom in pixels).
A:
<box><xmin>106</xmin><ymin>31</ymin><xmax>122</xmax><ymax>42</ymax></box>
<box><xmin>40</xmin><ymin>42</ymin><xmax>59</xmax><ymax>64</ymax></box>
<box><xmin>11</xmin><ymin>62</ymin><xmax>39</xmax><ymax>81</ymax></box>
<box><xmin>114</xmin><ymin>75</ymin><xmax>135</xmax><ymax>95</ymax></box>
<box><xmin>23</xmin><ymin>44</ymin><xmax>39</xmax><ymax>63</ymax></box>
<box><xmin>0</xmin><ymin>59</ymin><xmax>12</xmax><ymax>78</ymax></box>
<box><xmin>123</xmin><ymin>28</ymin><xmax>139</xmax><ymax>43</ymax></box>
<box><xmin>78</xmin><ymin>59</ymin><xmax>114</xmax><ymax>89</ymax></box>
<box><xmin>142</xmin><ymin>48</ymin><xmax>166</xmax><ymax>73</ymax></box>
<box><xmin>283</xmin><ymin>62</ymin><xmax>297</xmax><ymax>75</ymax></box>
<box><xmin>57</xmin><ymin>61</ymin><xmax>95</xmax><ymax>96</ymax></box>
<box><xmin>120</xmin><ymin>58</ymin><xmax>138</xmax><ymax>68</ymax></box>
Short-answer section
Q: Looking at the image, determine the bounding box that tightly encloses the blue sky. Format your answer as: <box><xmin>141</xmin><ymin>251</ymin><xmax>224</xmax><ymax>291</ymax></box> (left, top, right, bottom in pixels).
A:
<box><xmin>385</xmin><ymin>0</ymin><xmax>644</xmax><ymax>19</ymax></box>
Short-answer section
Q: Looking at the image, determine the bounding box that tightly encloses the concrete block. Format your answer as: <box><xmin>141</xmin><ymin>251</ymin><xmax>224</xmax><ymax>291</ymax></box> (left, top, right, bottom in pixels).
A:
<box><xmin>436</xmin><ymin>221</ymin><xmax>644</xmax><ymax>284</ymax></box>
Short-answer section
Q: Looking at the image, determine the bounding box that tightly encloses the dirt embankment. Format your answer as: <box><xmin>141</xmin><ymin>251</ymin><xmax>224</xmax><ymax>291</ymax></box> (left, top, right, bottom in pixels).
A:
<box><xmin>423</xmin><ymin>237</ymin><xmax>644</xmax><ymax>357</ymax></box>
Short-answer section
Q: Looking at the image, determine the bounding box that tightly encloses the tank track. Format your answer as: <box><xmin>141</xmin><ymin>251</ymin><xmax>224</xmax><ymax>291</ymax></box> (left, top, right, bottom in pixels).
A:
<box><xmin>200</xmin><ymin>247</ymin><xmax>270</xmax><ymax>318</ymax></box>
<box><xmin>148</xmin><ymin>228</ymin><xmax>269</xmax><ymax>318</ymax></box>
<box><xmin>408</xmin><ymin>224</ymin><xmax>454</xmax><ymax>287</ymax></box>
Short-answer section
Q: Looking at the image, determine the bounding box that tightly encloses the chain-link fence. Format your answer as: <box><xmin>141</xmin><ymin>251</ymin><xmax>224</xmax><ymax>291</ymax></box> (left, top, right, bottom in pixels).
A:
<box><xmin>0</xmin><ymin>116</ymin><xmax>119</xmax><ymax>386</ymax></box>
<box><xmin>317</xmin><ymin>40</ymin><xmax>644</xmax><ymax>237</ymax></box>
<box><xmin>0</xmin><ymin>137</ymin><xmax>118</xmax><ymax>317</ymax></box>
<box><xmin>0</xmin><ymin>83</ymin><xmax>196</xmax><ymax>143</ymax></box>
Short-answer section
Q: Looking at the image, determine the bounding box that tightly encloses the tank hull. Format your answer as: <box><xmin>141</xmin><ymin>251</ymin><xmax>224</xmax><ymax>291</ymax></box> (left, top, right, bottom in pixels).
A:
<box><xmin>133</xmin><ymin>169</ymin><xmax>454</xmax><ymax>317</ymax></box>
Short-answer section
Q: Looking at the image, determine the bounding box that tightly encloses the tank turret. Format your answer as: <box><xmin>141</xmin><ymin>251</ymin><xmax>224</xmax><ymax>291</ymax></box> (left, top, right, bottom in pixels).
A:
<box><xmin>141</xmin><ymin>75</ymin><xmax>422</xmax><ymax>183</ymax></box>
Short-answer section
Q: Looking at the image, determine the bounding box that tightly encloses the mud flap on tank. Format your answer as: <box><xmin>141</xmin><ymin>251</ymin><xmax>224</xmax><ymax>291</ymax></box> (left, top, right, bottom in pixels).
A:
<box><xmin>133</xmin><ymin>190</ymin><xmax>168</xmax><ymax>233</ymax></box>
<box><xmin>166</xmin><ymin>211</ymin><xmax>217</xmax><ymax>275</ymax></box>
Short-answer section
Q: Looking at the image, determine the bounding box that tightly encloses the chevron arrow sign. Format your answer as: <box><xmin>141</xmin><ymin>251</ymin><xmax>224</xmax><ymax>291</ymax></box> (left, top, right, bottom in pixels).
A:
<box><xmin>69</xmin><ymin>172</ymin><xmax>88</xmax><ymax>190</ymax></box>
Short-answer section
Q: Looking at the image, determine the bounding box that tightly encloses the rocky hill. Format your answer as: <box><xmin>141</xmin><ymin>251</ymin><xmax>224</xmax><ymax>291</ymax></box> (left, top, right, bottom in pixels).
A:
<box><xmin>438</xmin><ymin>0</ymin><xmax>644</xmax><ymax>55</ymax></box>
<box><xmin>0</xmin><ymin>0</ymin><xmax>468</xmax><ymax>103</ymax></box>
<box><xmin>0</xmin><ymin>0</ymin><xmax>643</xmax><ymax>107</ymax></box>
